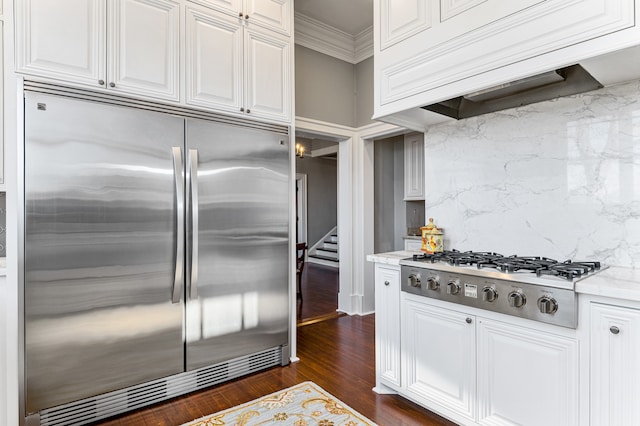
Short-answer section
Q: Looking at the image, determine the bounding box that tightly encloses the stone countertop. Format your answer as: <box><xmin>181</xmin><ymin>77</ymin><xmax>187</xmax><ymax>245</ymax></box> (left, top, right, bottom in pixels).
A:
<box><xmin>0</xmin><ymin>257</ymin><xmax>5</xmax><ymax>277</ymax></box>
<box><xmin>367</xmin><ymin>252</ymin><xmax>640</xmax><ymax>303</ymax></box>
<box><xmin>576</xmin><ymin>266</ymin><xmax>640</xmax><ymax>302</ymax></box>
<box><xmin>366</xmin><ymin>250</ymin><xmax>420</xmax><ymax>266</ymax></box>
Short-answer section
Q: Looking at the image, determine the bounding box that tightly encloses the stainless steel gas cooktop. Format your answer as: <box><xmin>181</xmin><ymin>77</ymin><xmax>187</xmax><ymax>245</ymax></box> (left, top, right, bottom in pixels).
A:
<box><xmin>399</xmin><ymin>250</ymin><xmax>605</xmax><ymax>328</ymax></box>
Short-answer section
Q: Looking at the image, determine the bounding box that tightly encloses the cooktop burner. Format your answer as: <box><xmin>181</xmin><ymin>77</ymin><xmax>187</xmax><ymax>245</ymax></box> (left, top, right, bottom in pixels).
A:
<box><xmin>411</xmin><ymin>250</ymin><xmax>601</xmax><ymax>281</ymax></box>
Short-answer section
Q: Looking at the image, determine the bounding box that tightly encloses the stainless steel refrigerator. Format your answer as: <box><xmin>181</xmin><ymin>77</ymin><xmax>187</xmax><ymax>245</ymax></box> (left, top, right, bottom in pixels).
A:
<box><xmin>22</xmin><ymin>90</ymin><xmax>290</xmax><ymax>425</ymax></box>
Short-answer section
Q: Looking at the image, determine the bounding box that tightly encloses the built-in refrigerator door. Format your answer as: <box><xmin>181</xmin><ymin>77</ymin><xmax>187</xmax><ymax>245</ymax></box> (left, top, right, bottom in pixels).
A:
<box><xmin>185</xmin><ymin>119</ymin><xmax>289</xmax><ymax>370</ymax></box>
<box><xmin>24</xmin><ymin>93</ymin><xmax>186</xmax><ymax>413</ymax></box>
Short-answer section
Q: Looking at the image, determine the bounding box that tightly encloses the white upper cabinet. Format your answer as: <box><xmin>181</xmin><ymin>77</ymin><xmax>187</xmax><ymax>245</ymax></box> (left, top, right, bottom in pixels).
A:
<box><xmin>187</xmin><ymin>0</ymin><xmax>291</xmax><ymax>35</ymax></box>
<box><xmin>374</xmin><ymin>0</ymin><xmax>636</xmax><ymax>120</ymax></box>
<box><xmin>185</xmin><ymin>7</ymin><xmax>243</xmax><ymax>112</ymax></box>
<box><xmin>16</xmin><ymin>0</ymin><xmax>293</xmax><ymax>122</ymax></box>
<box><xmin>404</xmin><ymin>132</ymin><xmax>424</xmax><ymax>200</ymax></box>
<box><xmin>244</xmin><ymin>26</ymin><xmax>290</xmax><ymax>122</ymax></box>
<box><xmin>185</xmin><ymin>4</ymin><xmax>291</xmax><ymax>122</ymax></box>
<box><xmin>17</xmin><ymin>0</ymin><xmax>106</xmax><ymax>87</ymax></box>
<box><xmin>17</xmin><ymin>0</ymin><xmax>180</xmax><ymax>101</ymax></box>
<box><xmin>107</xmin><ymin>0</ymin><xmax>180</xmax><ymax>100</ymax></box>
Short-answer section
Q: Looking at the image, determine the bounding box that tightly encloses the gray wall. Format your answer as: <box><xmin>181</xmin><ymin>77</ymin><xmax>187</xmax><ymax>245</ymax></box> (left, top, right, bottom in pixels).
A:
<box><xmin>295</xmin><ymin>139</ymin><xmax>338</xmax><ymax>246</ymax></box>
<box><xmin>356</xmin><ymin>56</ymin><xmax>374</xmax><ymax>127</ymax></box>
<box><xmin>295</xmin><ymin>45</ymin><xmax>374</xmax><ymax>128</ymax></box>
<box><xmin>374</xmin><ymin>135</ymin><xmax>404</xmax><ymax>253</ymax></box>
<box><xmin>295</xmin><ymin>45</ymin><xmax>356</xmax><ymax>127</ymax></box>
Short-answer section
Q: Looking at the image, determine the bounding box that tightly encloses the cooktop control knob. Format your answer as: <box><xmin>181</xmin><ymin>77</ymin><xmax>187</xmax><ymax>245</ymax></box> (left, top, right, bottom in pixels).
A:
<box><xmin>482</xmin><ymin>286</ymin><xmax>498</xmax><ymax>302</ymax></box>
<box><xmin>537</xmin><ymin>296</ymin><xmax>558</xmax><ymax>314</ymax></box>
<box><xmin>447</xmin><ymin>280</ymin><xmax>461</xmax><ymax>295</ymax></box>
<box><xmin>508</xmin><ymin>290</ymin><xmax>526</xmax><ymax>308</ymax></box>
<box><xmin>427</xmin><ymin>276</ymin><xmax>440</xmax><ymax>291</ymax></box>
<box><xmin>408</xmin><ymin>274</ymin><xmax>421</xmax><ymax>288</ymax></box>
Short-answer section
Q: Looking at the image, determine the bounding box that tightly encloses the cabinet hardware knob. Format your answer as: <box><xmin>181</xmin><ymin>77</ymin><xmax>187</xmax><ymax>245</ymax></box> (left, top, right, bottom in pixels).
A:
<box><xmin>466</xmin><ymin>317</ymin><xmax>472</xmax><ymax>324</ymax></box>
<box><xmin>246</xmin><ymin>109</ymin><xmax>251</xmax><ymax>113</ymax></box>
<box><xmin>610</xmin><ymin>326</ymin><xmax>620</xmax><ymax>335</ymax></box>
<box><xmin>98</xmin><ymin>79</ymin><xmax>105</xmax><ymax>86</ymax></box>
<box><xmin>109</xmin><ymin>82</ymin><xmax>115</xmax><ymax>88</ymax></box>
<box><xmin>384</xmin><ymin>281</ymin><xmax>390</xmax><ymax>286</ymax></box>
<box><xmin>239</xmin><ymin>11</ymin><xmax>243</xmax><ymax>17</ymax></box>
<box><xmin>245</xmin><ymin>14</ymin><xmax>249</xmax><ymax>19</ymax></box>
<box><xmin>240</xmin><ymin>107</ymin><xmax>244</xmax><ymax>112</ymax></box>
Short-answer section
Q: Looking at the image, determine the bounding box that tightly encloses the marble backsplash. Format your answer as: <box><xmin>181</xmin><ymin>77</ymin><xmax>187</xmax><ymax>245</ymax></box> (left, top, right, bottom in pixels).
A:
<box><xmin>424</xmin><ymin>78</ymin><xmax>640</xmax><ymax>268</ymax></box>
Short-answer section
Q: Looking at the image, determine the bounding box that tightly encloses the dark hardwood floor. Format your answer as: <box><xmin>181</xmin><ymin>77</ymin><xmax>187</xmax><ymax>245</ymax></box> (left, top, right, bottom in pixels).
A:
<box><xmin>297</xmin><ymin>262</ymin><xmax>340</xmax><ymax>322</ymax></box>
<box><xmin>94</xmin><ymin>263</ymin><xmax>456</xmax><ymax>426</ymax></box>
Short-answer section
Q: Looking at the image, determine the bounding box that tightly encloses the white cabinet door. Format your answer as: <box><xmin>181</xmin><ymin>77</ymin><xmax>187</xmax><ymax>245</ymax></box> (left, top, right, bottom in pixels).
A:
<box><xmin>375</xmin><ymin>265</ymin><xmax>401</xmax><ymax>389</ymax></box>
<box><xmin>185</xmin><ymin>6</ymin><xmax>243</xmax><ymax>113</ymax></box>
<box><xmin>188</xmin><ymin>0</ymin><xmax>241</xmax><ymax>16</ymax></box>
<box><xmin>403</xmin><ymin>297</ymin><xmax>476</xmax><ymax>420</ymax></box>
<box><xmin>404</xmin><ymin>132</ymin><xmax>424</xmax><ymax>200</ymax></box>
<box><xmin>188</xmin><ymin>0</ymin><xmax>290</xmax><ymax>35</ymax></box>
<box><xmin>17</xmin><ymin>0</ymin><xmax>180</xmax><ymax>101</ymax></box>
<box><xmin>244</xmin><ymin>0</ymin><xmax>291</xmax><ymax>35</ymax></box>
<box><xmin>186</xmin><ymin>5</ymin><xmax>290</xmax><ymax>122</ymax></box>
<box><xmin>590</xmin><ymin>303</ymin><xmax>640</xmax><ymax>426</ymax></box>
<box><xmin>379</xmin><ymin>0</ymin><xmax>430</xmax><ymax>50</ymax></box>
<box><xmin>17</xmin><ymin>0</ymin><xmax>106</xmax><ymax>86</ymax></box>
<box><xmin>0</xmin><ymin>22</ymin><xmax>4</xmax><ymax>187</ymax></box>
<box><xmin>477</xmin><ymin>319</ymin><xmax>578</xmax><ymax>426</ymax></box>
<box><xmin>245</xmin><ymin>26</ymin><xmax>290</xmax><ymax>122</ymax></box>
<box><xmin>108</xmin><ymin>0</ymin><xmax>180</xmax><ymax>101</ymax></box>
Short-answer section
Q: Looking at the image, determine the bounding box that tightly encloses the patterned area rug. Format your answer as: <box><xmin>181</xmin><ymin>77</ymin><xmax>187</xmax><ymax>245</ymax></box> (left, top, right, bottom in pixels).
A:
<box><xmin>182</xmin><ymin>381</ymin><xmax>377</xmax><ymax>426</ymax></box>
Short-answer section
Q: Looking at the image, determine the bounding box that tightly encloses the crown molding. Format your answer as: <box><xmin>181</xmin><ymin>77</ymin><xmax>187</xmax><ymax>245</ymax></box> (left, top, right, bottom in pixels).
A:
<box><xmin>295</xmin><ymin>13</ymin><xmax>373</xmax><ymax>64</ymax></box>
<box><xmin>355</xmin><ymin>27</ymin><xmax>374</xmax><ymax>64</ymax></box>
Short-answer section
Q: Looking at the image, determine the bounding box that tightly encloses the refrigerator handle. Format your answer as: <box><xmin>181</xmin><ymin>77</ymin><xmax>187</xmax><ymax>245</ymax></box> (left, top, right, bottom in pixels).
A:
<box><xmin>188</xmin><ymin>149</ymin><xmax>199</xmax><ymax>299</ymax></box>
<box><xmin>172</xmin><ymin>147</ymin><xmax>185</xmax><ymax>304</ymax></box>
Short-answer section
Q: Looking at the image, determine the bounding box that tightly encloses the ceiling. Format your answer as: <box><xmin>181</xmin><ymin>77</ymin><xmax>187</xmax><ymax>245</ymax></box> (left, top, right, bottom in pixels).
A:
<box><xmin>294</xmin><ymin>0</ymin><xmax>374</xmax><ymax>36</ymax></box>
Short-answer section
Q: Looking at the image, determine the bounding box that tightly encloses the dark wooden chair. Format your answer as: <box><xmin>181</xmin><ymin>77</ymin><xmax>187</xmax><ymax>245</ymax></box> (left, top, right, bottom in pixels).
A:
<box><xmin>296</xmin><ymin>242</ymin><xmax>307</xmax><ymax>300</ymax></box>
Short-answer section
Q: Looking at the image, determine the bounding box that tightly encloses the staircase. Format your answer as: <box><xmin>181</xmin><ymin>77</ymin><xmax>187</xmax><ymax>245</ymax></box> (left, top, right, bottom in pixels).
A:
<box><xmin>308</xmin><ymin>229</ymin><xmax>339</xmax><ymax>268</ymax></box>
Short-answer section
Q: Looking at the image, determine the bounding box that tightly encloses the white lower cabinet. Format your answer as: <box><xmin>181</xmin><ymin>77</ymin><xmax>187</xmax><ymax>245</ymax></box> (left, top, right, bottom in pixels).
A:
<box><xmin>398</xmin><ymin>293</ymin><xmax>578</xmax><ymax>425</ymax></box>
<box><xmin>403</xmin><ymin>297</ymin><xmax>476</xmax><ymax>421</ymax></box>
<box><xmin>590</xmin><ymin>302</ymin><xmax>640</xmax><ymax>425</ymax></box>
<box><xmin>477</xmin><ymin>319</ymin><xmax>578</xmax><ymax>426</ymax></box>
<box><xmin>374</xmin><ymin>265</ymin><xmax>401</xmax><ymax>390</ymax></box>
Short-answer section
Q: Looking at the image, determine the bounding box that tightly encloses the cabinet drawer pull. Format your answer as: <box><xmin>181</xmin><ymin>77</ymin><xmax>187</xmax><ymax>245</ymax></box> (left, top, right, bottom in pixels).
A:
<box><xmin>466</xmin><ymin>317</ymin><xmax>472</xmax><ymax>324</ymax></box>
<box><xmin>610</xmin><ymin>326</ymin><xmax>620</xmax><ymax>335</ymax></box>
<box><xmin>384</xmin><ymin>281</ymin><xmax>390</xmax><ymax>286</ymax></box>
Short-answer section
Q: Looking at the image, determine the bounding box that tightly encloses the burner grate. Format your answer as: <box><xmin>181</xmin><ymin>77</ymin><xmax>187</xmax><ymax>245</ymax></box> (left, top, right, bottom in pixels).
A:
<box><xmin>410</xmin><ymin>251</ymin><xmax>601</xmax><ymax>281</ymax></box>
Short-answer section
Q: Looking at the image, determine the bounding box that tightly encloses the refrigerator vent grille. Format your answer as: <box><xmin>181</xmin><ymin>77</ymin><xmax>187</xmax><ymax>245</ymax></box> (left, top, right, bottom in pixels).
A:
<box><xmin>23</xmin><ymin>80</ymin><xmax>289</xmax><ymax>135</ymax></box>
<box><xmin>36</xmin><ymin>347</ymin><xmax>283</xmax><ymax>426</ymax></box>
